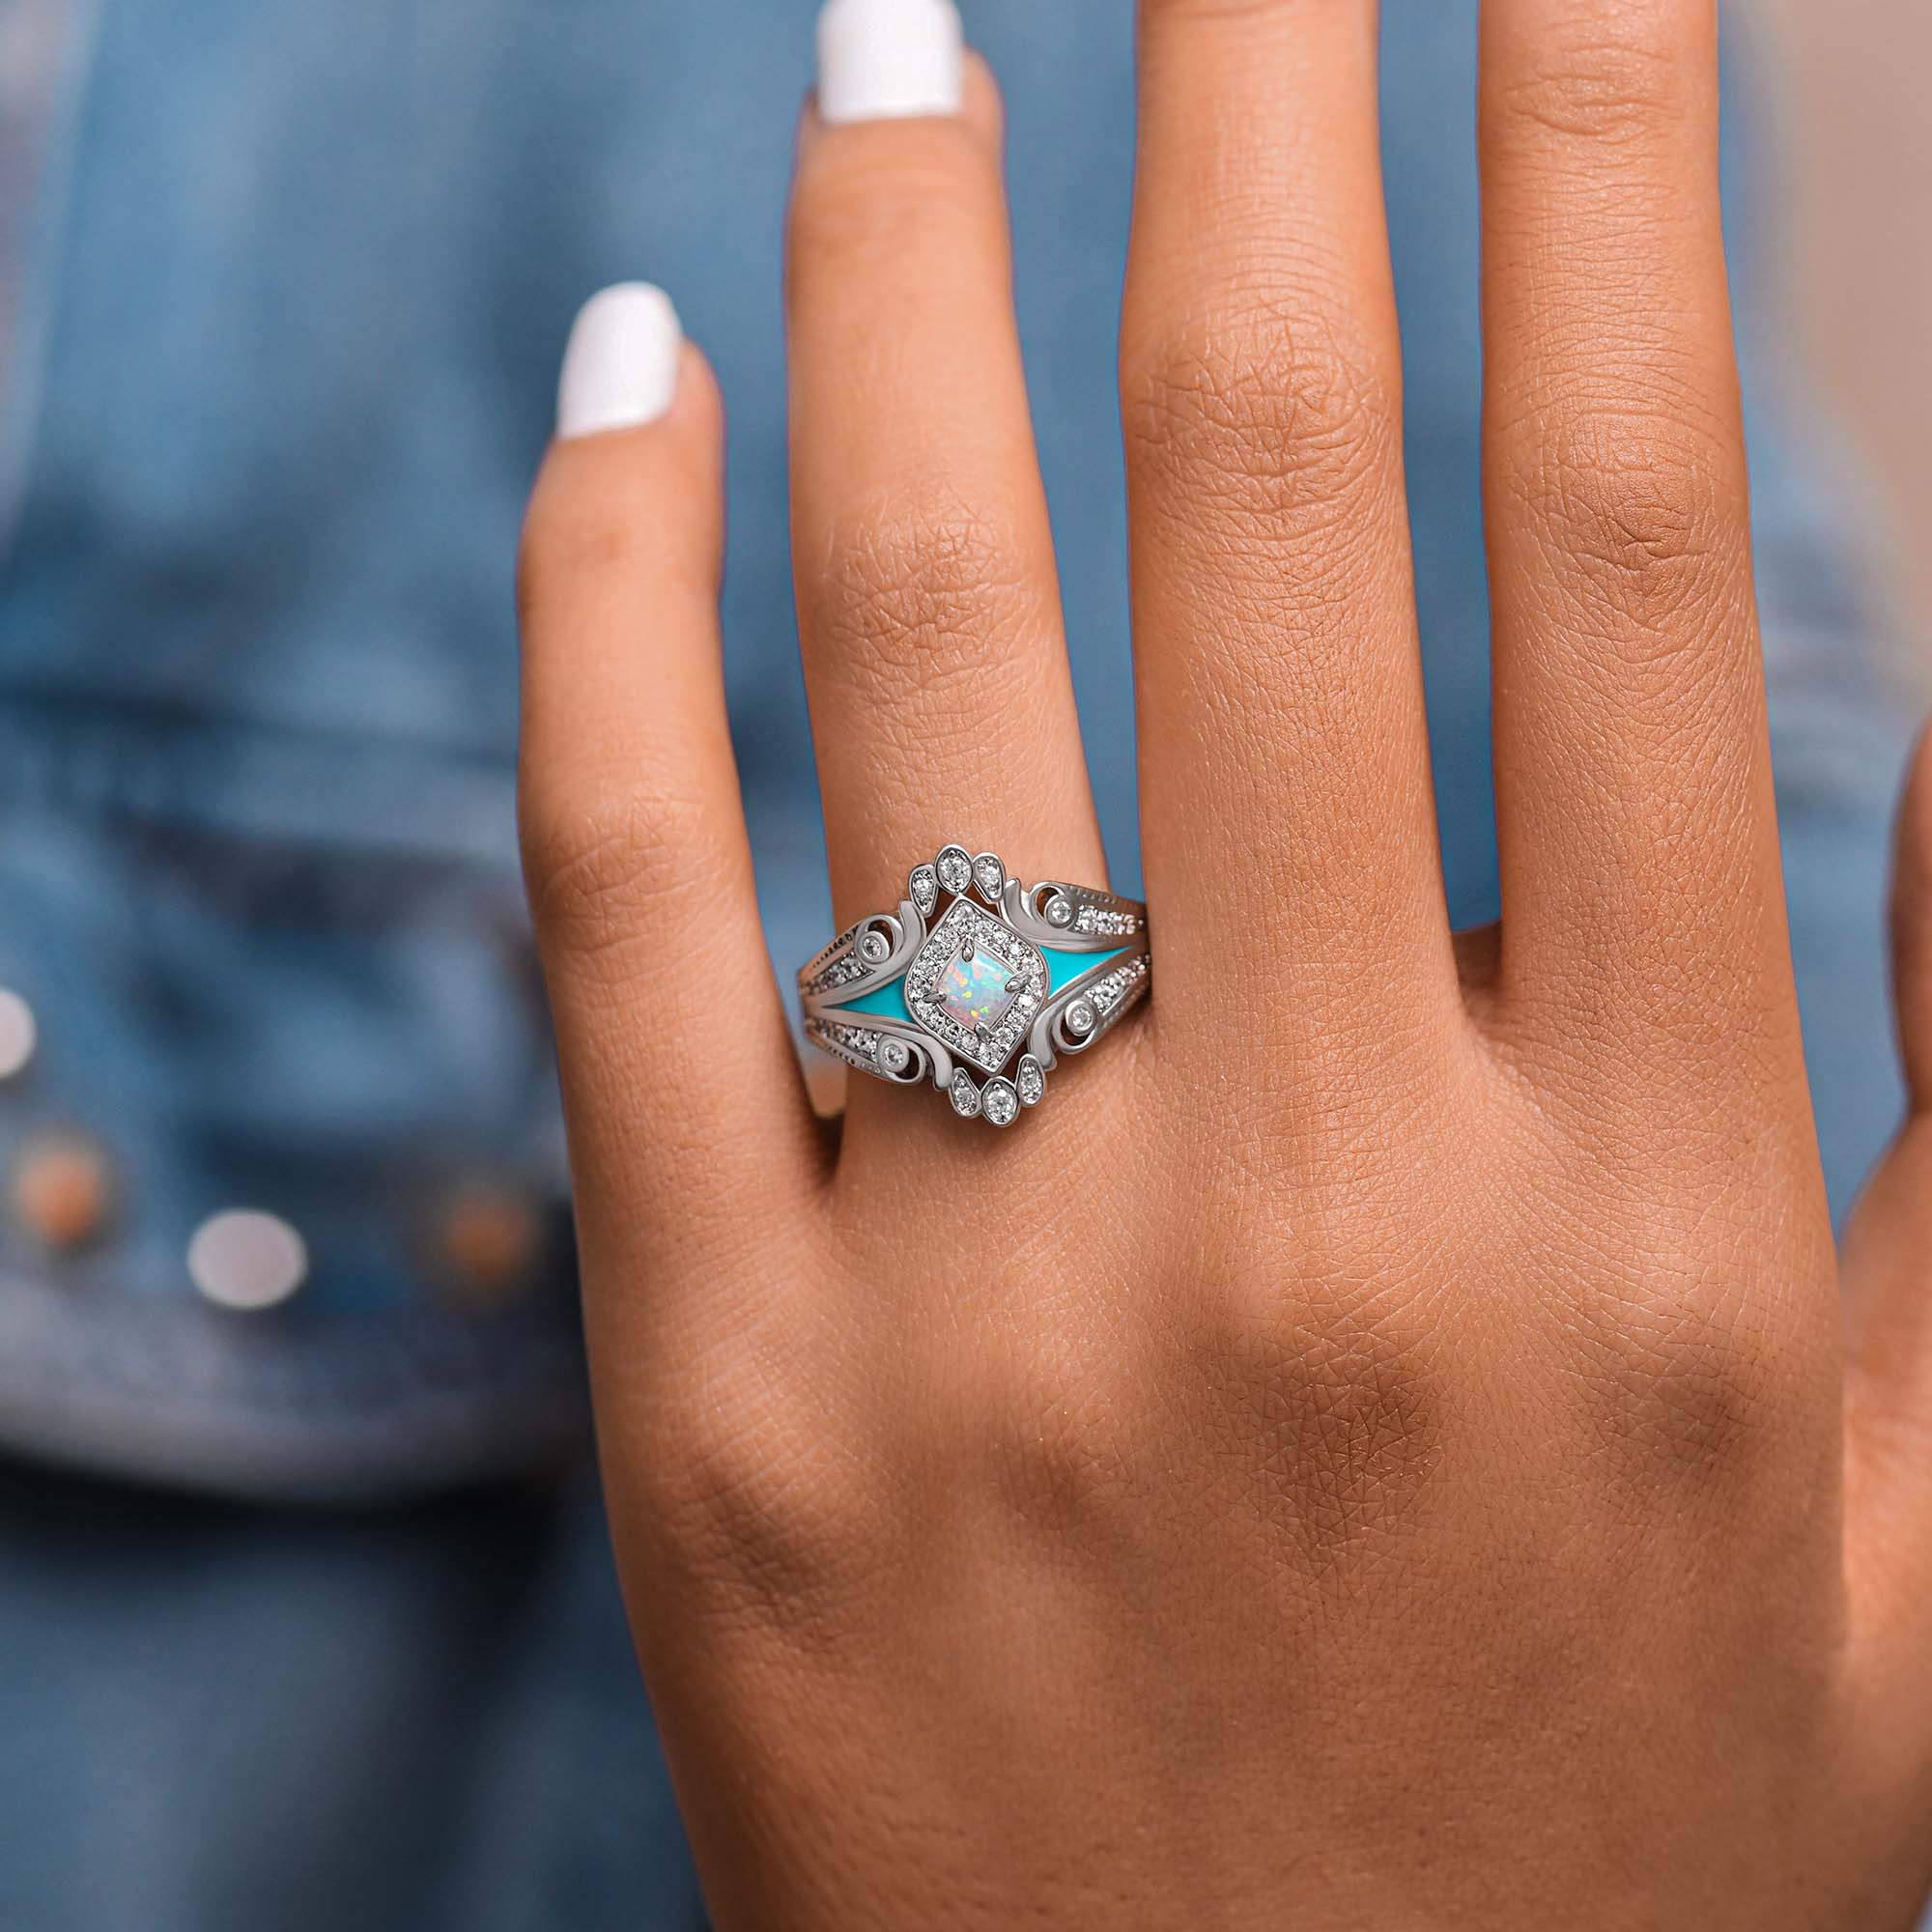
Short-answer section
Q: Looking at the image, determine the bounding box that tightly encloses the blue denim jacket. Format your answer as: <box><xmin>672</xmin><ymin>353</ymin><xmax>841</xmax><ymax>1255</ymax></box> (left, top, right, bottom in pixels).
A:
<box><xmin>0</xmin><ymin>3</ymin><xmax>1920</xmax><ymax>1927</ymax></box>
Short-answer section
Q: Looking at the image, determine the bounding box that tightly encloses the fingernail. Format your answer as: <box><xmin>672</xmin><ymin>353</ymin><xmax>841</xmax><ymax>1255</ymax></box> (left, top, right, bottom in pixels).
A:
<box><xmin>816</xmin><ymin>0</ymin><xmax>964</xmax><ymax>126</ymax></box>
<box><xmin>556</xmin><ymin>283</ymin><xmax>683</xmax><ymax>440</ymax></box>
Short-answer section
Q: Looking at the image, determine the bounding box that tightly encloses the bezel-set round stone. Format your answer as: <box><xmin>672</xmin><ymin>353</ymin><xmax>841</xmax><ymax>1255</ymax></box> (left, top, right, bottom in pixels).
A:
<box><xmin>858</xmin><ymin>929</ymin><xmax>891</xmax><ymax>965</ymax></box>
<box><xmin>876</xmin><ymin>1037</ymin><xmax>912</xmax><ymax>1076</ymax></box>
<box><xmin>981</xmin><ymin>1078</ymin><xmax>1019</xmax><ymax>1128</ymax></box>
<box><xmin>935</xmin><ymin>845</ymin><xmax>973</xmax><ymax>895</ymax></box>
<box><xmin>1043</xmin><ymin>894</ymin><xmax>1074</xmax><ymax>928</ymax></box>
<box><xmin>1065</xmin><ymin>997</ymin><xmax>1097</xmax><ymax>1038</ymax></box>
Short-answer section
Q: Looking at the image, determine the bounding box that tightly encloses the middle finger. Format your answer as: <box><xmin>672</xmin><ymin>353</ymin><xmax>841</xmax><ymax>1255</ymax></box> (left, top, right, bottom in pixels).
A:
<box><xmin>1122</xmin><ymin>0</ymin><xmax>1461</xmax><ymax>1070</ymax></box>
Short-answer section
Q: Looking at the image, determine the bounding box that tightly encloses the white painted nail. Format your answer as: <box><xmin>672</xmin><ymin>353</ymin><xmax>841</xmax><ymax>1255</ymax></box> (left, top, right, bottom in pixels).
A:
<box><xmin>817</xmin><ymin>0</ymin><xmax>964</xmax><ymax>126</ymax></box>
<box><xmin>0</xmin><ymin>987</ymin><xmax>37</xmax><ymax>1082</ymax></box>
<box><xmin>556</xmin><ymin>283</ymin><xmax>683</xmax><ymax>440</ymax></box>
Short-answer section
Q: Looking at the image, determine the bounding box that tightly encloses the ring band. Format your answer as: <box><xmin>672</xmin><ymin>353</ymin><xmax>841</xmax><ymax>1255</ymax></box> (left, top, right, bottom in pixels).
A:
<box><xmin>798</xmin><ymin>844</ymin><xmax>1150</xmax><ymax>1128</ymax></box>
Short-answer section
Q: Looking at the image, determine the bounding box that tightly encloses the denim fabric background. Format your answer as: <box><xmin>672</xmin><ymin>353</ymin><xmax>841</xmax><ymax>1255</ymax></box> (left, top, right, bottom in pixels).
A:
<box><xmin>0</xmin><ymin>2</ymin><xmax>1920</xmax><ymax>1927</ymax></box>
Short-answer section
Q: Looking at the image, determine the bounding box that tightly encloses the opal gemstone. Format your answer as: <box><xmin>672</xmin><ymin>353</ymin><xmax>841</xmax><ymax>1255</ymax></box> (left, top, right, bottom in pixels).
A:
<box><xmin>936</xmin><ymin>948</ymin><xmax>1017</xmax><ymax>1034</ymax></box>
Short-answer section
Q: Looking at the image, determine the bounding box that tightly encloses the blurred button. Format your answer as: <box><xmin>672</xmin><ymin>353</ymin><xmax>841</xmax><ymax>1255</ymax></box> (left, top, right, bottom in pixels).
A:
<box><xmin>437</xmin><ymin>1182</ymin><xmax>543</xmax><ymax>1307</ymax></box>
<box><xmin>0</xmin><ymin>988</ymin><xmax>37</xmax><ymax>1082</ymax></box>
<box><xmin>11</xmin><ymin>1134</ymin><xmax>113</xmax><ymax>1250</ymax></box>
<box><xmin>188</xmin><ymin>1209</ymin><xmax>308</xmax><ymax>1312</ymax></box>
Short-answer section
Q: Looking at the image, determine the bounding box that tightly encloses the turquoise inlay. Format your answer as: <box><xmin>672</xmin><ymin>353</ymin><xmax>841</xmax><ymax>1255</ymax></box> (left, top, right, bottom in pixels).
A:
<box><xmin>831</xmin><ymin>946</ymin><xmax>1128</xmax><ymax>1027</ymax></box>
<box><xmin>1042</xmin><ymin>945</ymin><xmax>1126</xmax><ymax>993</ymax></box>
<box><xmin>839</xmin><ymin>975</ymin><xmax>915</xmax><ymax>1024</ymax></box>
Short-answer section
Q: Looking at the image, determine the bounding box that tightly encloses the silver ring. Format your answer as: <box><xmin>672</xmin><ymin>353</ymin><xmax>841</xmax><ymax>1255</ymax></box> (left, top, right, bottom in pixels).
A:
<box><xmin>798</xmin><ymin>844</ymin><xmax>1150</xmax><ymax>1128</ymax></box>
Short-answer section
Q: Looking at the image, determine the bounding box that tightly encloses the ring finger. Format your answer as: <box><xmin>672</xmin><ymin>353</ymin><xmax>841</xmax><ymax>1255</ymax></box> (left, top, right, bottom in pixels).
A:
<box><xmin>789</xmin><ymin>4</ymin><xmax>1105</xmax><ymax>949</ymax></box>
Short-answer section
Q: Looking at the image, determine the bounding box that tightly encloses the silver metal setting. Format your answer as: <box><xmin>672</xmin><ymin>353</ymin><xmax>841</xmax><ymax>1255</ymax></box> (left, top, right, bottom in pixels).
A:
<box><xmin>799</xmin><ymin>845</ymin><xmax>1150</xmax><ymax>1129</ymax></box>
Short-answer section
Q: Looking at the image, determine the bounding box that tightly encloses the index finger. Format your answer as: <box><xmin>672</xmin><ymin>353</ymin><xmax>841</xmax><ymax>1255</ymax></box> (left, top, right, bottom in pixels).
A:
<box><xmin>520</xmin><ymin>292</ymin><xmax>823</xmax><ymax>1297</ymax></box>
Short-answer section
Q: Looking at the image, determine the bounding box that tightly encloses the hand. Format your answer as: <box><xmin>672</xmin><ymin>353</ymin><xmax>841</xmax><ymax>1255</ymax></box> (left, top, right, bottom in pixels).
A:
<box><xmin>517</xmin><ymin>1</ymin><xmax>1932</xmax><ymax>1924</ymax></box>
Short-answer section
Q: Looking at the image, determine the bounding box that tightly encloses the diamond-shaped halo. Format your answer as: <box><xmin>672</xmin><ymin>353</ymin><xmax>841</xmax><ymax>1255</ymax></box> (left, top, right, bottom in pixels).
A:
<box><xmin>905</xmin><ymin>898</ymin><xmax>1048</xmax><ymax>1077</ymax></box>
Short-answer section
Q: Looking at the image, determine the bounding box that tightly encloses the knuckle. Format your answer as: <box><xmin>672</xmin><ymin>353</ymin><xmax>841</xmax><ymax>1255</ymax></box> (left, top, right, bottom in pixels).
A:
<box><xmin>1179</xmin><ymin>1208</ymin><xmax>1446</xmax><ymax>1562</ymax></box>
<box><xmin>641</xmin><ymin>1362</ymin><xmax>889</xmax><ymax>1642</ymax></box>
<box><xmin>519</xmin><ymin>770</ymin><xmax>717</xmax><ymax>964</ymax></box>
<box><xmin>1558</xmin><ymin>1187</ymin><xmax>1816</xmax><ymax>1492</ymax></box>
<box><xmin>789</xmin><ymin>134</ymin><xmax>997</xmax><ymax>288</ymax></box>
<box><xmin>968</xmin><ymin>1325</ymin><xmax>1145</xmax><ymax>1540</ymax></box>
<box><xmin>1123</xmin><ymin>298</ymin><xmax>1398</xmax><ymax>537</ymax></box>
<box><xmin>941</xmin><ymin>1262</ymin><xmax>1444</xmax><ymax>1581</ymax></box>
<box><xmin>809</xmin><ymin>490</ymin><xmax>1047</xmax><ymax>713</ymax></box>
<box><xmin>1497</xmin><ymin>14</ymin><xmax>1696</xmax><ymax>148</ymax></box>
<box><xmin>1581</xmin><ymin>1295</ymin><xmax>1779</xmax><ymax>1489</ymax></box>
<box><xmin>1216</xmin><ymin>1284</ymin><xmax>1441</xmax><ymax>1564</ymax></box>
<box><xmin>520</xmin><ymin>502</ymin><xmax>634</xmax><ymax>612</ymax></box>
<box><xmin>519</xmin><ymin>477</ymin><xmax>705</xmax><ymax>622</ymax></box>
<box><xmin>1503</xmin><ymin>399</ymin><xmax>1745</xmax><ymax>654</ymax></box>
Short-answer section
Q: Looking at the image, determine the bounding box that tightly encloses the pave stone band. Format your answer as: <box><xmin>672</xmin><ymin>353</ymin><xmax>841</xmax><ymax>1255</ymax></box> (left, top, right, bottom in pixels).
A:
<box><xmin>798</xmin><ymin>845</ymin><xmax>1150</xmax><ymax>1128</ymax></box>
